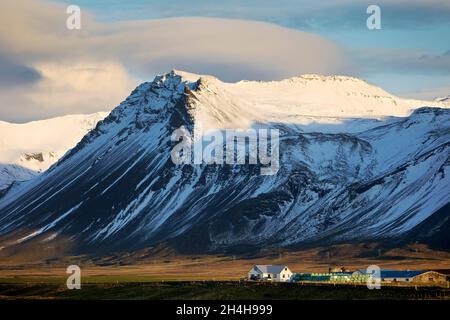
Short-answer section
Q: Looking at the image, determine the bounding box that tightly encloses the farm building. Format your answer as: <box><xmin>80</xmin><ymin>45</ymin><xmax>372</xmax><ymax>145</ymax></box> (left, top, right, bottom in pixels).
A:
<box><xmin>353</xmin><ymin>269</ymin><xmax>448</xmax><ymax>284</ymax></box>
<box><xmin>432</xmin><ymin>269</ymin><xmax>450</xmax><ymax>281</ymax></box>
<box><xmin>248</xmin><ymin>265</ymin><xmax>293</xmax><ymax>282</ymax></box>
<box><xmin>292</xmin><ymin>273</ymin><xmax>332</xmax><ymax>282</ymax></box>
<box><xmin>406</xmin><ymin>271</ymin><xmax>448</xmax><ymax>283</ymax></box>
<box><xmin>291</xmin><ymin>272</ymin><xmax>368</xmax><ymax>283</ymax></box>
<box><xmin>329</xmin><ymin>267</ymin><xmax>350</xmax><ymax>273</ymax></box>
<box><xmin>291</xmin><ymin>270</ymin><xmax>448</xmax><ymax>284</ymax></box>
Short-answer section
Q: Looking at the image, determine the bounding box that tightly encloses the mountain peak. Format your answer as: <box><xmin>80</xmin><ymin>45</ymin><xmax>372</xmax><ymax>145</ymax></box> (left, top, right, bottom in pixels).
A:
<box><xmin>289</xmin><ymin>74</ymin><xmax>368</xmax><ymax>83</ymax></box>
<box><xmin>115</xmin><ymin>70</ymin><xmax>450</xmax><ymax>134</ymax></box>
<box><xmin>170</xmin><ymin>69</ymin><xmax>202</xmax><ymax>82</ymax></box>
<box><xmin>0</xmin><ymin>70</ymin><xmax>449</xmax><ymax>255</ymax></box>
<box><xmin>434</xmin><ymin>94</ymin><xmax>450</xmax><ymax>103</ymax></box>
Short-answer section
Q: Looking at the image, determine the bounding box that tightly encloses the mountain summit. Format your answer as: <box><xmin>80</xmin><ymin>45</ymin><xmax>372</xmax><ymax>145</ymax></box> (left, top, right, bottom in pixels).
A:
<box><xmin>0</xmin><ymin>71</ymin><xmax>449</xmax><ymax>255</ymax></box>
<box><xmin>0</xmin><ymin>112</ymin><xmax>107</xmax><ymax>194</ymax></box>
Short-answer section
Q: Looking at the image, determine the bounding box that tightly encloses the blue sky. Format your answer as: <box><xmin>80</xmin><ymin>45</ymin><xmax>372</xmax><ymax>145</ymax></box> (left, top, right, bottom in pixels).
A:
<box><xmin>0</xmin><ymin>0</ymin><xmax>449</xmax><ymax>122</ymax></box>
<box><xmin>60</xmin><ymin>0</ymin><xmax>450</xmax><ymax>51</ymax></box>
<box><xmin>54</xmin><ymin>0</ymin><xmax>449</xmax><ymax>98</ymax></box>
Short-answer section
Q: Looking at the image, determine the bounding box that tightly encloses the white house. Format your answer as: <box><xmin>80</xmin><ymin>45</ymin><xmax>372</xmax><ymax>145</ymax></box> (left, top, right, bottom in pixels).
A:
<box><xmin>248</xmin><ymin>265</ymin><xmax>293</xmax><ymax>282</ymax></box>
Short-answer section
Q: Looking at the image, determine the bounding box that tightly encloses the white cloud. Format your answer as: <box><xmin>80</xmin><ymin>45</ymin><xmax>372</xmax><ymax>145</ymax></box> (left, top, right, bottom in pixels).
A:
<box><xmin>0</xmin><ymin>0</ymin><xmax>352</xmax><ymax>122</ymax></box>
<box><xmin>28</xmin><ymin>62</ymin><xmax>135</xmax><ymax>116</ymax></box>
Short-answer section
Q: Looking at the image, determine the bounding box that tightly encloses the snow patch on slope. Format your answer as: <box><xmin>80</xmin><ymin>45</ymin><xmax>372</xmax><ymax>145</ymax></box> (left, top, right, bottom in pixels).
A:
<box><xmin>0</xmin><ymin>112</ymin><xmax>108</xmax><ymax>191</ymax></box>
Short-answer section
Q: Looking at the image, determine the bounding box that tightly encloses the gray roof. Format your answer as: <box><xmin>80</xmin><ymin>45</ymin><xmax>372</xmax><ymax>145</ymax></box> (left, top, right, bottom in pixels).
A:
<box><xmin>254</xmin><ymin>265</ymin><xmax>289</xmax><ymax>274</ymax></box>
<box><xmin>356</xmin><ymin>269</ymin><xmax>428</xmax><ymax>278</ymax></box>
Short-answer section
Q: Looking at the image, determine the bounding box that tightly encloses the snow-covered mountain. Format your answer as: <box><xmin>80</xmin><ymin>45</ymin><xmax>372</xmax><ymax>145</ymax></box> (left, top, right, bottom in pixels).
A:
<box><xmin>435</xmin><ymin>95</ymin><xmax>450</xmax><ymax>103</ymax></box>
<box><xmin>0</xmin><ymin>113</ymin><xmax>107</xmax><ymax>193</ymax></box>
<box><xmin>0</xmin><ymin>71</ymin><xmax>448</xmax><ymax>255</ymax></box>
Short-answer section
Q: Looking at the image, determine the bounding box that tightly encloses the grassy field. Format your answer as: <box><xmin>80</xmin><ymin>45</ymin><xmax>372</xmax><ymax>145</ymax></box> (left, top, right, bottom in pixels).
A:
<box><xmin>0</xmin><ymin>281</ymin><xmax>449</xmax><ymax>300</ymax></box>
<box><xmin>1</xmin><ymin>243</ymin><xmax>449</xmax><ymax>300</ymax></box>
<box><xmin>1</xmin><ymin>243</ymin><xmax>449</xmax><ymax>281</ymax></box>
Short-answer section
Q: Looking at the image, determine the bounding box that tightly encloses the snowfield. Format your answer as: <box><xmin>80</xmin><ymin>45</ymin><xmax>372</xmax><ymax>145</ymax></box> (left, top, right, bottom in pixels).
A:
<box><xmin>0</xmin><ymin>112</ymin><xmax>108</xmax><ymax>192</ymax></box>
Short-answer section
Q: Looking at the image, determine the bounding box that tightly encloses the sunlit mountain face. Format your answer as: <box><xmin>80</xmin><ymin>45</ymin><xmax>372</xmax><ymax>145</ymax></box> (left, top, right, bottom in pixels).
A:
<box><xmin>0</xmin><ymin>71</ymin><xmax>448</xmax><ymax>255</ymax></box>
